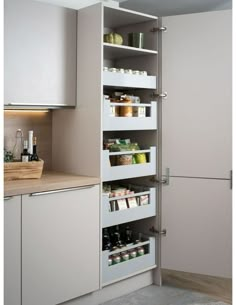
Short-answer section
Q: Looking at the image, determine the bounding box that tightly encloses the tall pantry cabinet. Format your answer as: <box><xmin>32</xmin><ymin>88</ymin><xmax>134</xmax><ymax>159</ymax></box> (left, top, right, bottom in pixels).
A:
<box><xmin>52</xmin><ymin>2</ymin><xmax>232</xmax><ymax>293</ymax></box>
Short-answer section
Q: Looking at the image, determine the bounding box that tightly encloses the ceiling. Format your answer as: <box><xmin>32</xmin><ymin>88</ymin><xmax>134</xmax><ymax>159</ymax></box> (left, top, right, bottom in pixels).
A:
<box><xmin>35</xmin><ymin>0</ymin><xmax>232</xmax><ymax>16</ymax></box>
<box><xmin>120</xmin><ymin>0</ymin><xmax>232</xmax><ymax>16</ymax></box>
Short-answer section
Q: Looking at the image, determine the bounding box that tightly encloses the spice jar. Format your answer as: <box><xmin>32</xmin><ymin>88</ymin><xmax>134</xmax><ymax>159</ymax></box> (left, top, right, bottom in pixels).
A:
<box><xmin>108</xmin><ymin>256</ymin><xmax>113</xmax><ymax>266</ymax></box>
<box><xmin>129</xmin><ymin>249</ymin><xmax>137</xmax><ymax>259</ymax></box>
<box><xmin>124</xmin><ymin>69</ymin><xmax>133</xmax><ymax>74</ymax></box>
<box><xmin>137</xmin><ymin>246</ymin><xmax>145</xmax><ymax>256</ymax></box>
<box><xmin>112</xmin><ymin>254</ymin><xmax>121</xmax><ymax>264</ymax></box>
<box><xmin>121</xmin><ymin>251</ymin><xmax>129</xmax><ymax>262</ymax></box>
<box><xmin>120</xmin><ymin>96</ymin><xmax>132</xmax><ymax>117</ymax></box>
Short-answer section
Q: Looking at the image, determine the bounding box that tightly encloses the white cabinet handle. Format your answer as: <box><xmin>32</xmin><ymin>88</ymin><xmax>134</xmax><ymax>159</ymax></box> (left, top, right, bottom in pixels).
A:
<box><xmin>30</xmin><ymin>185</ymin><xmax>95</xmax><ymax>197</ymax></box>
<box><xmin>4</xmin><ymin>196</ymin><xmax>14</xmax><ymax>200</ymax></box>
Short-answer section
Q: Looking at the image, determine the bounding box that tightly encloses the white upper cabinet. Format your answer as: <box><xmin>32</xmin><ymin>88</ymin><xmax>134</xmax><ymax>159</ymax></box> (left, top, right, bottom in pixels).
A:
<box><xmin>4</xmin><ymin>0</ymin><xmax>76</xmax><ymax>108</ymax></box>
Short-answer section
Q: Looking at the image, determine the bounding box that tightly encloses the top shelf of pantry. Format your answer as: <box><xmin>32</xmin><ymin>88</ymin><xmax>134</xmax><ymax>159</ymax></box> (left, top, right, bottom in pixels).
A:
<box><xmin>104</xmin><ymin>43</ymin><xmax>158</xmax><ymax>60</ymax></box>
<box><xmin>104</xmin><ymin>5</ymin><xmax>158</xmax><ymax>28</ymax></box>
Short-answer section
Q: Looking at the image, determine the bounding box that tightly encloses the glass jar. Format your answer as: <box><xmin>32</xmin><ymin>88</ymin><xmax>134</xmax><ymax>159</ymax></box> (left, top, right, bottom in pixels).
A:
<box><xmin>137</xmin><ymin>246</ymin><xmax>145</xmax><ymax>256</ymax></box>
<box><xmin>13</xmin><ymin>129</ymin><xmax>23</xmax><ymax>161</ymax></box>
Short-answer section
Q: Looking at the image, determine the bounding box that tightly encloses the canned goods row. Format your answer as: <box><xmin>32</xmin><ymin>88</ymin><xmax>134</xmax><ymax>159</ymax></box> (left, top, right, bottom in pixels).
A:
<box><xmin>104</xmin><ymin>66</ymin><xmax>148</xmax><ymax>76</ymax></box>
<box><xmin>108</xmin><ymin>246</ymin><xmax>145</xmax><ymax>266</ymax></box>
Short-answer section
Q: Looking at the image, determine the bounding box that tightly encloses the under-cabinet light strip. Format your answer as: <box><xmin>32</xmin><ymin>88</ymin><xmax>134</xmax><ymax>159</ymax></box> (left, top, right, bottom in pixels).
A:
<box><xmin>4</xmin><ymin>110</ymin><xmax>49</xmax><ymax>113</ymax></box>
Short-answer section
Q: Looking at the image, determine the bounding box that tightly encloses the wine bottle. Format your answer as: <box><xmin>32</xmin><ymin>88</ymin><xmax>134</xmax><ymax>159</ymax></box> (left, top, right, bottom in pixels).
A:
<box><xmin>113</xmin><ymin>225</ymin><xmax>122</xmax><ymax>247</ymax></box>
<box><xmin>21</xmin><ymin>140</ymin><xmax>30</xmax><ymax>162</ymax></box>
<box><xmin>124</xmin><ymin>226</ymin><xmax>132</xmax><ymax>244</ymax></box>
<box><xmin>102</xmin><ymin>228</ymin><xmax>112</xmax><ymax>251</ymax></box>
<box><xmin>31</xmin><ymin>136</ymin><xmax>39</xmax><ymax>161</ymax></box>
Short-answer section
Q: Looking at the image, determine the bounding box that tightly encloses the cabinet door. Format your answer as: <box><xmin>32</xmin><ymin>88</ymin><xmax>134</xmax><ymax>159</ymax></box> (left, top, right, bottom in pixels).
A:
<box><xmin>4</xmin><ymin>0</ymin><xmax>76</xmax><ymax>107</ymax></box>
<box><xmin>4</xmin><ymin>195</ymin><xmax>21</xmax><ymax>305</ymax></box>
<box><xmin>162</xmin><ymin>10</ymin><xmax>232</xmax><ymax>178</ymax></box>
<box><xmin>161</xmin><ymin>178</ymin><xmax>232</xmax><ymax>278</ymax></box>
<box><xmin>22</xmin><ymin>185</ymin><xmax>99</xmax><ymax>305</ymax></box>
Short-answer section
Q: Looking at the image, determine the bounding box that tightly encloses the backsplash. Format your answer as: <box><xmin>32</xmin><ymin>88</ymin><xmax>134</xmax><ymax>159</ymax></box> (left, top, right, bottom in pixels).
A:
<box><xmin>4</xmin><ymin>110</ymin><xmax>52</xmax><ymax>170</ymax></box>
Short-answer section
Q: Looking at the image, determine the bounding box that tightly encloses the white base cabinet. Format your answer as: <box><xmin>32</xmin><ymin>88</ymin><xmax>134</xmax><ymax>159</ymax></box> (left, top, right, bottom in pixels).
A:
<box><xmin>21</xmin><ymin>185</ymin><xmax>99</xmax><ymax>305</ymax></box>
<box><xmin>4</xmin><ymin>196</ymin><xmax>21</xmax><ymax>305</ymax></box>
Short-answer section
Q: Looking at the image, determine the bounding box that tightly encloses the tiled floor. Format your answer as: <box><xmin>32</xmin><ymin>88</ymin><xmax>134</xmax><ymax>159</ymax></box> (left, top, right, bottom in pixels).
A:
<box><xmin>99</xmin><ymin>285</ymin><xmax>229</xmax><ymax>305</ymax></box>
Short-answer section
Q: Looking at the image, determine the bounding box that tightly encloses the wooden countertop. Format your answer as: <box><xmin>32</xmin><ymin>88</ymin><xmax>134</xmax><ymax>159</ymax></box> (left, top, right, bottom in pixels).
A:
<box><xmin>4</xmin><ymin>171</ymin><xmax>100</xmax><ymax>197</ymax></box>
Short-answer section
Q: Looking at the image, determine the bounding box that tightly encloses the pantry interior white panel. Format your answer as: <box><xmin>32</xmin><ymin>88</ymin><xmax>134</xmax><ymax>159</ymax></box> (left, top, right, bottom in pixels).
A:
<box><xmin>161</xmin><ymin>177</ymin><xmax>232</xmax><ymax>278</ymax></box>
<box><xmin>161</xmin><ymin>10</ymin><xmax>232</xmax><ymax>179</ymax></box>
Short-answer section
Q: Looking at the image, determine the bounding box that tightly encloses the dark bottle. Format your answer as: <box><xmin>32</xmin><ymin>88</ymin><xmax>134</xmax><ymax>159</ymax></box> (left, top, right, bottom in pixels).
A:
<box><xmin>31</xmin><ymin>136</ymin><xmax>39</xmax><ymax>161</ymax></box>
<box><xmin>113</xmin><ymin>225</ymin><xmax>122</xmax><ymax>247</ymax></box>
<box><xmin>102</xmin><ymin>228</ymin><xmax>112</xmax><ymax>251</ymax></box>
<box><xmin>21</xmin><ymin>140</ymin><xmax>30</xmax><ymax>162</ymax></box>
<box><xmin>124</xmin><ymin>226</ymin><xmax>132</xmax><ymax>244</ymax></box>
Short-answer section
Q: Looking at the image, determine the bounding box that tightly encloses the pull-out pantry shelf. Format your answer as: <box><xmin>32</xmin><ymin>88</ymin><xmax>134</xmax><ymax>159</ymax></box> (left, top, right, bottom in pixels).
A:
<box><xmin>102</xmin><ymin>147</ymin><xmax>157</xmax><ymax>182</ymax></box>
<box><xmin>103</xmin><ymin>100</ymin><xmax>157</xmax><ymax>131</ymax></box>
<box><xmin>102</xmin><ymin>234</ymin><xmax>156</xmax><ymax>286</ymax></box>
<box><xmin>102</xmin><ymin>187</ymin><xmax>156</xmax><ymax>228</ymax></box>
<box><xmin>103</xmin><ymin>71</ymin><xmax>157</xmax><ymax>89</ymax></box>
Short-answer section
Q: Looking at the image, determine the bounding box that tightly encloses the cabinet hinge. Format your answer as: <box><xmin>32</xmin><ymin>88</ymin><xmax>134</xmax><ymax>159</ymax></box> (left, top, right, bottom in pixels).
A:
<box><xmin>230</xmin><ymin>170</ymin><xmax>233</xmax><ymax>190</ymax></box>
<box><xmin>151</xmin><ymin>168</ymin><xmax>170</xmax><ymax>185</ymax></box>
<box><xmin>151</xmin><ymin>92</ymin><xmax>168</xmax><ymax>99</ymax></box>
<box><xmin>150</xmin><ymin>26</ymin><xmax>167</xmax><ymax>33</ymax></box>
<box><xmin>150</xmin><ymin>226</ymin><xmax>167</xmax><ymax>236</ymax></box>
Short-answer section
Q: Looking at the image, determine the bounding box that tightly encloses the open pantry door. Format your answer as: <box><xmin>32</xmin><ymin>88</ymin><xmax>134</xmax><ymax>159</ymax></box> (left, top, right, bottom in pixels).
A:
<box><xmin>157</xmin><ymin>10</ymin><xmax>232</xmax><ymax>282</ymax></box>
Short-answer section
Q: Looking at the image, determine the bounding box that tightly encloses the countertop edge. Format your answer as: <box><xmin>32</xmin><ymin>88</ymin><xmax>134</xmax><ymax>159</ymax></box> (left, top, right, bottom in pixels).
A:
<box><xmin>4</xmin><ymin>172</ymin><xmax>100</xmax><ymax>197</ymax></box>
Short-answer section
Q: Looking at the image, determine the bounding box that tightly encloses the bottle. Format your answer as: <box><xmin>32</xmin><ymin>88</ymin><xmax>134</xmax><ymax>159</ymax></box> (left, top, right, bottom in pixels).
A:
<box><xmin>21</xmin><ymin>140</ymin><xmax>30</xmax><ymax>162</ymax></box>
<box><xmin>102</xmin><ymin>228</ymin><xmax>112</xmax><ymax>251</ymax></box>
<box><xmin>113</xmin><ymin>225</ymin><xmax>122</xmax><ymax>247</ymax></box>
<box><xmin>31</xmin><ymin>137</ymin><xmax>39</xmax><ymax>161</ymax></box>
<box><xmin>13</xmin><ymin>129</ymin><xmax>23</xmax><ymax>161</ymax></box>
<box><xmin>28</xmin><ymin>130</ymin><xmax>33</xmax><ymax>157</ymax></box>
<box><xmin>124</xmin><ymin>226</ymin><xmax>132</xmax><ymax>244</ymax></box>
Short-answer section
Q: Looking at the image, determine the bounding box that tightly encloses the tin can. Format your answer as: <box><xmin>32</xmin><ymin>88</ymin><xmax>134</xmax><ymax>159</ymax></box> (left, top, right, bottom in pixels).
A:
<box><xmin>137</xmin><ymin>246</ymin><xmax>145</xmax><ymax>256</ymax></box>
<box><xmin>108</xmin><ymin>256</ymin><xmax>113</xmax><ymax>266</ymax></box>
<box><xmin>129</xmin><ymin>249</ymin><xmax>137</xmax><ymax>259</ymax></box>
<box><xmin>112</xmin><ymin>254</ymin><xmax>121</xmax><ymax>264</ymax></box>
<box><xmin>121</xmin><ymin>251</ymin><xmax>129</xmax><ymax>262</ymax></box>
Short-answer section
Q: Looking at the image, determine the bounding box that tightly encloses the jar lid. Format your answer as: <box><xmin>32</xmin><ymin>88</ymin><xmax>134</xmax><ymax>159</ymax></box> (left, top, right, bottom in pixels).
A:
<box><xmin>109</xmin><ymin>67</ymin><xmax>117</xmax><ymax>73</ymax></box>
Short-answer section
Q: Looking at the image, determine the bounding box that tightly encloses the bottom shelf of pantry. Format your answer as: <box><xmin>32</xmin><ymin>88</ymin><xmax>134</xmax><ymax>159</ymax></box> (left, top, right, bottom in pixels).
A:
<box><xmin>102</xmin><ymin>235</ymin><xmax>156</xmax><ymax>286</ymax></box>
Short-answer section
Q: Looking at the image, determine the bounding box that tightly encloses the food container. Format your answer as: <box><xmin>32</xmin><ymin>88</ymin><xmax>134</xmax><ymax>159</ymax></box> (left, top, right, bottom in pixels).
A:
<box><xmin>124</xmin><ymin>69</ymin><xmax>133</xmax><ymax>74</ymax></box>
<box><xmin>128</xmin><ymin>32</ymin><xmax>144</xmax><ymax>49</ymax></box>
<box><xmin>129</xmin><ymin>249</ymin><xmax>137</xmax><ymax>259</ymax></box>
<box><xmin>109</xmin><ymin>67</ymin><xmax>117</xmax><ymax>73</ymax></box>
<box><xmin>108</xmin><ymin>256</ymin><xmax>113</xmax><ymax>266</ymax></box>
<box><xmin>112</xmin><ymin>254</ymin><xmax>121</xmax><ymax>264</ymax></box>
<box><xmin>139</xmin><ymin>70</ymin><xmax>148</xmax><ymax>76</ymax></box>
<box><xmin>121</xmin><ymin>251</ymin><xmax>129</xmax><ymax>262</ymax></box>
<box><xmin>137</xmin><ymin>246</ymin><xmax>145</xmax><ymax>256</ymax></box>
<box><xmin>119</xmin><ymin>97</ymin><xmax>132</xmax><ymax>117</ymax></box>
<box><xmin>133</xmin><ymin>106</ymin><xmax>146</xmax><ymax>117</ymax></box>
